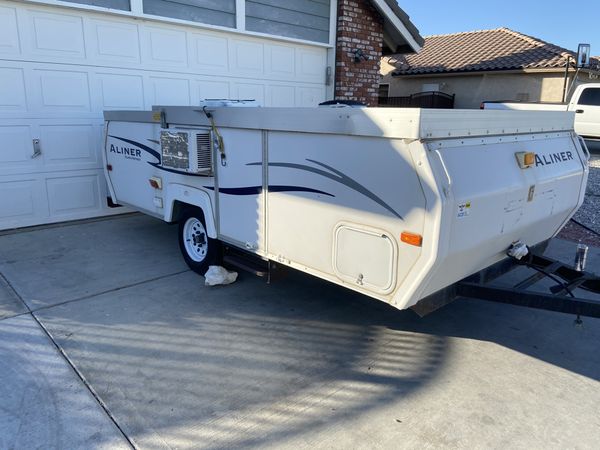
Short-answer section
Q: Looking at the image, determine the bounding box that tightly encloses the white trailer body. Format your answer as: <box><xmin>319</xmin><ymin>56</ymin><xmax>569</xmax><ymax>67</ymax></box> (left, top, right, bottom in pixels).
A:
<box><xmin>103</xmin><ymin>105</ymin><xmax>589</xmax><ymax>311</ymax></box>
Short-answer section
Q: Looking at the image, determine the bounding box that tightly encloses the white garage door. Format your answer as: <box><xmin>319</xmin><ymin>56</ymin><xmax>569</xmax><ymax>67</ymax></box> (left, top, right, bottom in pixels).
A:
<box><xmin>0</xmin><ymin>0</ymin><xmax>329</xmax><ymax>230</ymax></box>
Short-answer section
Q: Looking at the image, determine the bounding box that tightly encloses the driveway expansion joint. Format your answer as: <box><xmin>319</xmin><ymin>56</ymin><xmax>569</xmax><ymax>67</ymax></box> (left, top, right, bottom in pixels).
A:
<box><xmin>0</xmin><ymin>213</ymin><xmax>140</xmax><ymax>238</ymax></box>
<box><xmin>0</xmin><ymin>271</ymin><xmax>137</xmax><ymax>449</ymax></box>
<box><xmin>29</xmin><ymin>269</ymin><xmax>191</xmax><ymax>316</ymax></box>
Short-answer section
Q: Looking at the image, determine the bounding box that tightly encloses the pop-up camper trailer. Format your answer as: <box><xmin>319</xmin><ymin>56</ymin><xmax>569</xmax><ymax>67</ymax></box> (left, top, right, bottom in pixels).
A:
<box><xmin>103</xmin><ymin>102</ymin><xmax>595</xmax><ymax>314</ymax></box>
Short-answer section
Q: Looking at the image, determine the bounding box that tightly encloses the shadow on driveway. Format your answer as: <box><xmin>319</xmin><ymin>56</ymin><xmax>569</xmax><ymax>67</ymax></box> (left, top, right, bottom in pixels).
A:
<box><xmin>34</xmin><ymin>269</ymin><xmax>448</xmax><ymax>448</ymax></box>
<box><xmin>1</xmin><ymin>214</ymin><xmax>599</xmax><ymax>448</ymax></box>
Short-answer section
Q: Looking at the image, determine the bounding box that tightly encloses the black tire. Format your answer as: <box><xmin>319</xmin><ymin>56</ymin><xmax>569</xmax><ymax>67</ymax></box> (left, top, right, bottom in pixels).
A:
<box><xmin>178</xmin><ymin>207</ymin><xmax>220</xmax><ymax>275</ymax></box>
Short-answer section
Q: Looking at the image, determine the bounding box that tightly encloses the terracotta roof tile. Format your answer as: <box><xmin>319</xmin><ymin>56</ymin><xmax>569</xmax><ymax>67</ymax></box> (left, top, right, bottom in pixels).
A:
<box><xmin>391</xmin><ymin>28</ymin><xmax>596</xmax><ymax>76</ymax></box>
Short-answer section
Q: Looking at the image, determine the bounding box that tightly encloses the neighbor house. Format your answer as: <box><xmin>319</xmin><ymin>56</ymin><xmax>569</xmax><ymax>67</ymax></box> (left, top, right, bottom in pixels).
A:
<box><xmin>0</xmin><ymin>0</ymin><xmax>423</xmax><ymax>230</ymax></box>
<box><xmin>380</xmin><ymin>27</ymin><xmax>600</xmax><ymax>109</ymax></box>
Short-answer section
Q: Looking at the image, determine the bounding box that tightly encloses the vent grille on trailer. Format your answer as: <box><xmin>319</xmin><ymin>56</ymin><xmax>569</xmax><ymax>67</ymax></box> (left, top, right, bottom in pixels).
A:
<box><xmin>160</xmin><ymin>129</ymin><xmax>213</xmax><ymax>176</ymax></box>
<box><xmin>196</xmin><ymin>133</ymin><xmax>212</xmax><ymax>172</ymax></box>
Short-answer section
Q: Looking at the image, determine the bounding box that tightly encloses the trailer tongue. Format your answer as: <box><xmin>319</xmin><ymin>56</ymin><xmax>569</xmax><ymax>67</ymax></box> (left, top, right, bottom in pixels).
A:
<box><xmin>104</xmin><ymin>104</ymin><xmax>592</xmax><ymax>315</ymax></box>
<box><xmin>412</xmin><ymin>239</ymin><xmax>600</xmax><ymax>320</ymax></box>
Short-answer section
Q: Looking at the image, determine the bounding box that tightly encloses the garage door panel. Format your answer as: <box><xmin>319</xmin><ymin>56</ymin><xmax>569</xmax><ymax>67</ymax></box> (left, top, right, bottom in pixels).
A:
<box><xmin>0</xmin><ymin>125</ymin><xmax>36</xmax><ymax>166</ymax></box>
<box><xmin>191</xmin><ymin>32</ymin><xmax>229</xmax><ymax>71</ymax></box>
<box><xmin>0</xmin><ymin>169</ymin><xmax>120</xmax><ymax>230</ymax></box>
<box><xmin>298</xmin><ymin>86</ymin><xmax>326</xmax><ymax>107</ymax></box>
<box><xmin>39</xmin><ymin>124</ymin><xmax>99</xmax><ymax>168</ymax></box>
<box><xmin>0</xmin><ymin>6</ymin><xmax>20</xmax><ymax>55</ymax></box>
<box><xmin>0</xmin><ymin>68</ymin><xmax>26</xmax><ymax>111</ymax></box>
<box><xmin>26</xmin><ymin>10</ymin><xmax>86</xmax><ymax>60</ymax></box>
<box><xmin>0</xmin><ymin>177</ymin><xmax>48</xmax><ymax>225</ymax></box>
<box><xmin>5</xmin><ymin>3</ymin><xmax>327</xmax><ymax>86</ymax></box>
<box><xmin>196</xmin><ymin>80</ymin><xmax>230</xmax><ymax>102</ymax></box>
<box><xmin>149</xmin><ymin>77</ymin><xmax>191</xmax><ymax>106</ymax></box>
<box><xmin>265</xmin><ymin>45</ymin><xmax>295</xmax><ymax>78</ymax></box>
<box><xmin>233</xmin><ymin>82</ymin><xmax>265</xmax><ymax>104</ymax></box>
<box><xmin>33</xmin><ymin>69</ymin><xmax>92</xmax><ymax>112</ymax></box>
<box><xmin>141</xmin><ymin>26</ymin><xmax>188</xmax><ymax>68</ymax></box>
<box><xmin>296</xmin><ymin>48</ymin><xmax>327</xmax><ymax>83</ymax></box>
<box><xmin>269</xmin><ymin>85</ymin><xmax>296</xmax><ymax>107</ymax></box>
<box><xmin>1</xmin><ymin>1</ymin><xmax>327</xmax><ymax>230</ymax></box>
<box><xmin>46</xmin><ymin>174</ymin><xmax>100</xmax><ymax>216</ymax></box>
<box><xmin>230</xmin><ymin>40</ymin><xmax>264</xmax><ymax>75</ymax></box>
<box><xmin>3</xmin><ymin>2</ymin><xmax>328</xmax><ymax>86</ymax></box>
<box><xmin>88</xmin><ymin>19</ymin><xmax>141</xmax><ymax>64</ymax></box>
<box><xmin>98</xmin><ymin>73</ymin><xmax>145</xmax><ymax>110</ymax></box>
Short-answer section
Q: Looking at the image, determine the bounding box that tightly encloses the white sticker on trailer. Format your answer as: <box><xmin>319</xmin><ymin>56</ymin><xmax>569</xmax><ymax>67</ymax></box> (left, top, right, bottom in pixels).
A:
<box><xmin>457</xmin><ymin>201</ymin><xmax>471</xmax><ymax>218</ymax></box>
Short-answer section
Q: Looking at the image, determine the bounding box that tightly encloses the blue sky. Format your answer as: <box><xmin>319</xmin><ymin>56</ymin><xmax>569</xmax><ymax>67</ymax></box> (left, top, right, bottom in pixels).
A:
<box><xmin>399</xmin><ymin>0</ymin><xmax>600</xmax><ymax>54</ymax></box>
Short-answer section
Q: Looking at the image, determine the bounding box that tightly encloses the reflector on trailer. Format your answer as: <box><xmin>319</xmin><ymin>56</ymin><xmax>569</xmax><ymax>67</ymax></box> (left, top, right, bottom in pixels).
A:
<box><xmin>401</xmin><ymin>232</ymin><xmax>423</xmax><ymax>247</ymax></box>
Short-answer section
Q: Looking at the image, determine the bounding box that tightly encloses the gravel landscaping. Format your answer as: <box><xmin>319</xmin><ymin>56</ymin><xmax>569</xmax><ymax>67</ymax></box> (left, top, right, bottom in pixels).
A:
<box><xmin>558</xmin><ymin>154</ymin><xmax>600</xmax><ymax>247</ymax></box>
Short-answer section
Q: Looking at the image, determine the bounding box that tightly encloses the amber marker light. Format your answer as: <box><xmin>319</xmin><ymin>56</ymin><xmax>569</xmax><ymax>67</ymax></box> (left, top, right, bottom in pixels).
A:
<box><xmin>401</xmin><ymin>231</ymin><xmax>423</xmax><ymax>247</ymax></box>
<box><xmin>515</xmin><ymin>151</ymin><xmax>536</xmax><ymax>169</ymax></box>
<box><xmin>524</xmin><ymin>152</ymin><xmax>535</xmax><ymax>166</ymax></box>
<box><xmin>148</xmin><ymin>177</ymin><xmax>162</xmax><ymax>189</ymax></box>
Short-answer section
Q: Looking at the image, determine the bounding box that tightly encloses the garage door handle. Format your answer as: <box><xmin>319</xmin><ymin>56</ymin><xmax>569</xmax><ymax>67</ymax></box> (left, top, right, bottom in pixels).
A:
<box><xmin>31</xmin><ymin>139</ymin><xmax>41</xmax><ymax>158</ymax></box>
<box><xmin>575</xmin><ymin>109</ymin><xmax>585</xmax><ymax>114</ymax></box>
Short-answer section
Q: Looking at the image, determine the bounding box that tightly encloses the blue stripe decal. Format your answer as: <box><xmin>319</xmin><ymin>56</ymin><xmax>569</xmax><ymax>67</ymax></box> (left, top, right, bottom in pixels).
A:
<box><xmin>107</xmin><ymin>137</ymin><xmax>379</xmax><ymax>209</ymax></box>
<box><xmin>247</xmin><ymin>160</ymin><xmax>403</xmax><ymax>219</ymax></box>
<box><xmin>203</xmin><ymin>186</ymin><xmax>334</xmax><ymax>197</ymax></box>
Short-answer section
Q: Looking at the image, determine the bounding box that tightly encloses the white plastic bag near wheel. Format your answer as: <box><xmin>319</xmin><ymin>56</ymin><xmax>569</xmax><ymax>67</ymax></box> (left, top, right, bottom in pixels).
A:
<box><xmin>204</xmin><ymin>266</ymin><xmax>238</xmax><ymax>286</ymax></box>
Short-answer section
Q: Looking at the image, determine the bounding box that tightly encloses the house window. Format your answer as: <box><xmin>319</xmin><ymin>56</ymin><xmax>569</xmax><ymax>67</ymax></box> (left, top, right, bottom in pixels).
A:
<box><xmin>578</xmin><ymin>87</ymin><xmax>600</xmax><ymax>106</ymax></box>
<box><xmin>59</xmin><ymin>0</ymin><xmax>130</xmax><ymax>9</ymax></box>
<box><xmin>422</xmin><ymin>83</ymin><xmax>439</xmax><ymax>92</ymax></box>
<box><xmin>245</xmin><ymin>0</ymin><xmax>331</xmax><ymax>43</ymax></box>
<box><xmin>45</xmin><ymin>0</ymin><xmax>333</xmax><ymax>44</ymax></box>
<box><xmin>143</xmin><ymin>0</ymin><xmax>236</xmax><ymax>28</ymax></box>
<box><xmin>379</xmin><ymin>84</ymin><xmax>390</xmax><ymax>97</ymax></box>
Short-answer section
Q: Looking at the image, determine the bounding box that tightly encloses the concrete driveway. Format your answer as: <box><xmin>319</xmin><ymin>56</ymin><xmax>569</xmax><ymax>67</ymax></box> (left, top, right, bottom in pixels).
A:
<box><xmin>1</xmin><ymin>214</ymin><xmax>599</xmax><ymax>449</ymax></box>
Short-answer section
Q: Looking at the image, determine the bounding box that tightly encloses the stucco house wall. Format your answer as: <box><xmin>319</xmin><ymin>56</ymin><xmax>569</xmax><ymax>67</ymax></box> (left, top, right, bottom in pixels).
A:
<box><xmin>381</xmin><ymin>69</ymin><xmax>572</xmax><ymax>108</ymax></box>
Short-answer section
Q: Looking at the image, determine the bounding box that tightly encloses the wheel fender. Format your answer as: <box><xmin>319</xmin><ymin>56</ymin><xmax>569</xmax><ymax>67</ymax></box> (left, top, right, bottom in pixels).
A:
<box><xmin>164</xmin><ymin>184</ymin><xmax>217</xmax><ymax>239</ymax></box>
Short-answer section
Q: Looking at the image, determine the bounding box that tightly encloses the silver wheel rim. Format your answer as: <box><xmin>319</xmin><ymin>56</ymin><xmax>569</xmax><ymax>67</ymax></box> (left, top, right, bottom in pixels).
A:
<box><xmin>183</xmin><ymin>217</ymin><xmax>208</xmax><ymax>262</ymax></box>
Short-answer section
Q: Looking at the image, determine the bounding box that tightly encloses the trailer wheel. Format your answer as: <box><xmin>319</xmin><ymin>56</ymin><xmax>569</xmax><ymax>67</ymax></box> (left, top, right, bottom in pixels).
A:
<box><xmin>178</xmin><ymin>208</ymin><xmax>220</xmax><ymax>275</ymax></box>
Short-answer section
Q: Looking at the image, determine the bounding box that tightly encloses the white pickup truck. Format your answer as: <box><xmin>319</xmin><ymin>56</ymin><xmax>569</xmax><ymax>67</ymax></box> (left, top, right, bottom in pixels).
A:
<box><xmin>482</xmin><ymin>84</ymin><xmax>600</xmax><ymax>141</ymax></box>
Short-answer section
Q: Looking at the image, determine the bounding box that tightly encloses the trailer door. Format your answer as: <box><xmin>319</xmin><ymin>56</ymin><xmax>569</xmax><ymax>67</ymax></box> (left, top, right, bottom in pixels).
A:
<box><xmin>216</xmin><ymin>128</ymin><xmax>265</xmax><ymax>253</ymax></box>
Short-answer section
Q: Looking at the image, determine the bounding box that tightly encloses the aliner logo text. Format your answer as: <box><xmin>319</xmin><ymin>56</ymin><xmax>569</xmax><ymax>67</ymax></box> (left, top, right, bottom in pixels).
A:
<box><xmin>110</xmin><ymin>143</ymin><xmax>142</xmax><ymax>159</ymax></box>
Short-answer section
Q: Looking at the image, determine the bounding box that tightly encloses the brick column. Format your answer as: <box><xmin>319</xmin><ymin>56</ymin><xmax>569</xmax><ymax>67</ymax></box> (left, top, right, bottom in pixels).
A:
<box><xmin>334</xmin><ymin>0</ymin><xmax>384</xmax><ymax>106</ymax></box>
